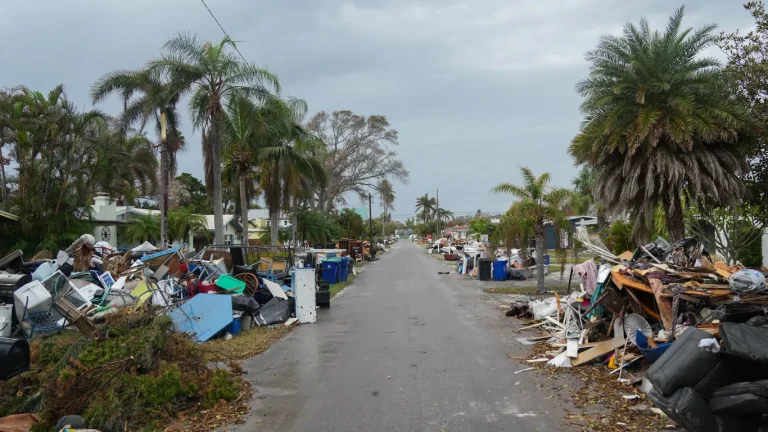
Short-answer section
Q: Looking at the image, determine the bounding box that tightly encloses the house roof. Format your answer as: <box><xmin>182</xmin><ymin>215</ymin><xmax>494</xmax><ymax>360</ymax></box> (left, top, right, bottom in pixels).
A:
<box><xmin>247</xmin><ymin>209</ymin><xmax>289</xmax><ymax>220</ymax></box>
<box><xmin>204</xmin><ymin>215</ymin><xmax>236</xmax><ymax>231</ymax></box>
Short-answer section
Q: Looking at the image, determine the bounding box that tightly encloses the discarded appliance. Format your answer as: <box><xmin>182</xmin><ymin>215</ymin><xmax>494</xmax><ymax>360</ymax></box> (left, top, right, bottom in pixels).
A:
<box><xmin>170</xmin><ymin>294</ymin><xmax>233</xmax><ymax>343</ymax></box>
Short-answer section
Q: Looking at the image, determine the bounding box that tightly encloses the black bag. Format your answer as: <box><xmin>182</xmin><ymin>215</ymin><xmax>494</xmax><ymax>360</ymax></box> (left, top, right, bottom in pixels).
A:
<box><xmin>709</xmin><ymin>380</ymin><xmax>768</xmax><ymax>415</ymax></box>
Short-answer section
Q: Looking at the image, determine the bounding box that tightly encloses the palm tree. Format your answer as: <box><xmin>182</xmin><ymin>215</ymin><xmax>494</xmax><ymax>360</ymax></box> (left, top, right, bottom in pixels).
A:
<box><xmin>91</xmin><ymin>67</ymin><xmax>186</xmax><ymax>247</ymax></box>
<box><xmin>415</xmin><ymin>194</ymin><xmax>436</xmax><ymax>224</ymax></box>
<box><xmin>255</xmin><ymin>97</ymin><xmax>325</xmax><ymax>246</ymax></box>
<box><xmin>167</xmin><ymin>208</ymin><xmax>207</xmax><ymax>244</ymax></box>
<box><xmin>152</xmin><ymin>33</ymin><xmax>279</xmax><ymax>244</ymax></box>
<box><xmin>570</xmin><ymin>7</ymin><xmax>750</xmax><ymax>242</ymax></box>
<box><xmin>435</xmin><ymin>208</ymin><xmax>454</xmax><ymax>223</ymax></box>
<box><xmin>494</xmin><ymin>167</ymin><xmax>570</xmax><ymax>292</ymax></box>
<box><xmin>378</xmin><ymin>179</ymin><xmax>395</xmax><ymax>237</ymax></box>
<box><xmin>125</xmin><ymin>214</ymin><xmax>160</xmax><ymax>243</ymax></box>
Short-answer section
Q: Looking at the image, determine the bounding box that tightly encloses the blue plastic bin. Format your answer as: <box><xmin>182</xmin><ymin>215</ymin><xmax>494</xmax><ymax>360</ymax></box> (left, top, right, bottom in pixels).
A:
<box><xmin>543</xmin><ymin>254</ymin><xmax>551</xmax><ymax>265</ymax></box>
<box><xmin>339</xmin><ymin>258</ymin><xmax>349</xmax><ymax>282</ymax></box>
<box><xmin>322</xmin><ymin>261</ymin><xmax>339</xmax><ymax>284</ymax></box>
<box><xmin>227</xmin><ymin>316</ymin><xmax>242</xmax><ymax>336</ymax></box>
<box><xmin>492</xmin><ymin>260</ymin><xmax>507</xmax><ymax>281</ymax></box>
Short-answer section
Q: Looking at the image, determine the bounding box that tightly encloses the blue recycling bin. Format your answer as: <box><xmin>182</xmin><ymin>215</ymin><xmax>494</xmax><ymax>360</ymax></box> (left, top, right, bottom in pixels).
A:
<box><xmin>339</xmin><ymin>258</ymin><xmax>349</xmax><ymax>282</ymax></box>
<box><xmin>493</xmin><ymin>260</ymin><xmax>507</xmax><ymax>281</ymax></box>
<box><xmin>322</xmin><ymin>261</ymin><xmax>339</xmax><ymax>284</ymax></box>
<box><xmin>543</xmin><ymin>254</ymin><xmax>551</xmax><ymax>265</ymax></box>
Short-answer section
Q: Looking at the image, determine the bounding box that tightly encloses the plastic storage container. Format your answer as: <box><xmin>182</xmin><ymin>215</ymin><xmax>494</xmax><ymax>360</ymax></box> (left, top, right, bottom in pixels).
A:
<box><xmin>216</xmin><ymin>274</ymin><xmax>246</xmax><ymax>294</ymax></box>
<box><xmin>492</xmin><ymin>260</ymin><xmax>507</xmax><ymax>281</ymax></box>
<box><xmin>478</xmin><ymin>259</ymin><xmax>492</xmax><ymax>281</ymax></box>
<box><xmin>322</xmin><ymin>261</ymin><xmax>339</xmax><ymax>284</ymax></box>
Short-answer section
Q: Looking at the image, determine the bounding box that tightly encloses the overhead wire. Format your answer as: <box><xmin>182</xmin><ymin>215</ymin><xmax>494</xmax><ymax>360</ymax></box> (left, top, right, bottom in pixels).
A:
<box><xmin>199</xmin><ymin>0</ymin><xmax>250</xmax><ymax>64</ymax></box>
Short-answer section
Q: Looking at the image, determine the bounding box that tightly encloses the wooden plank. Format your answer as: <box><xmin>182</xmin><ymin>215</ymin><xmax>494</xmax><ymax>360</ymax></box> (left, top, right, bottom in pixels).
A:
<box><xmin>519</xmin><ymin>321</ymin><xmax>546</xmax><ymax>330</ymax></box>
<box><xmin>566</xmin><ymin>338</ymin><xmax>579</xmax><ymax>358</ymax></box>
<box><xmin>612</xmin><ymin>272</ymin><xmax>668</xmax><ymax>296</ymax></box>
<box><xmin>623</xmin><ymin>284</ymin><xmax>662</xmax><ymax>321</ymax></box>
<box><xmin>572</xmin><ymin>337</ymin><xmax>626</xmax><ymax>366</ymax></box>
<box><xmin>650</xmin><ymin>278</ymin><xmax>674</xmax><ymax>330</ymax></box>
<box><xmin>618</xmin><ymin>251</ymin><xmax>634</xmax><ymax>261</ymax></box>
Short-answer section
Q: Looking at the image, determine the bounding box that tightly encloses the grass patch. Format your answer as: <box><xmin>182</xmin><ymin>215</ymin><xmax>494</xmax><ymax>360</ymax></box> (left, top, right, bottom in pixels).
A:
<box><xmin>548</xmin><ymin>265</ymin><xmax>563</xmax><ymax>274</ymax></box>
<box><xmin>483</xmin><ymin>285</ymin><xmax>572</xmax><ymax>295</ymax></box>
<box><xmin>204</xmin><ymin>326</ymin><xmax>293</xmax><ymax>362</ymax></box>
<box><xmin>330</xmin><ymin>273</ymin><xmax>356</xmax><ymax>297</ymax></box>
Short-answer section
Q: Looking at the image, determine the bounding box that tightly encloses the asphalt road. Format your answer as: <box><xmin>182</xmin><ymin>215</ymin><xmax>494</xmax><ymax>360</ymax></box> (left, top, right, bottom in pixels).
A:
<box><xmin>231</xmin><ymin>241</ymin><xmax>573</xmax><ymax>432</ymax></box>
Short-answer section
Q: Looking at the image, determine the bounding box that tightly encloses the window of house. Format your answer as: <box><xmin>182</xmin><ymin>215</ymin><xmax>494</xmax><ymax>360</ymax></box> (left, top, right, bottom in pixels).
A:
<box><xmin>225</xmin><ymin>234</ymin><xmax>233</xmax><ymax>245</ymax></box>
<box><xmin>266</xmin><ymin>220</ymin><xmax>271</xmax><ymax>226</ymax></box>
<box><xmin>283</xmin><ymin>220</ymin><xmax>289</xmax><ymax>226</ymax></box>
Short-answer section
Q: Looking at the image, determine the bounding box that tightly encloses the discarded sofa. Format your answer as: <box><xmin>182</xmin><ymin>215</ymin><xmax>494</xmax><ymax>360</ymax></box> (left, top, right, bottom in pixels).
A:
<box><xmin>644</xmin><ymin>324</ymin><xmax>768</xmax><ymax>431</ymax></box>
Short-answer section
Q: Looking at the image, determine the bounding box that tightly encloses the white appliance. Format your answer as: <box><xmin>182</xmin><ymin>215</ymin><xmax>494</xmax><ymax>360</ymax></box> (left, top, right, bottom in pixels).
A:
<box><xmin>291</xmin><ymin>268</ymin><xmax>317</xmax><ymax>324</ymax></box>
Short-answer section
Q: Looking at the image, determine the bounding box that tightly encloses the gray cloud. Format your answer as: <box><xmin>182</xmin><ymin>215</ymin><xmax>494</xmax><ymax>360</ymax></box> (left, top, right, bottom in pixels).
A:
<box><xmin>0</xmin><ymin>0</ymin><xmax>754</xmax><ymax>219</ymax></box>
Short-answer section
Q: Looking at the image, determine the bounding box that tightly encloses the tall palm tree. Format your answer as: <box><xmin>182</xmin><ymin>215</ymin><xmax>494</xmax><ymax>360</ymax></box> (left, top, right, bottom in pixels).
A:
<box><xmin>91</xmin><ymin>67</ymin><xmax>186</xmax><ymax>247</ymax></box>
<box><xmin>125</xmin><ymin>213</ymin><xmax>160</xmax><ymax>243</ymax></box>
<box><xmin>570</xmin><ymin>7</ymin><xmax>750</xmax><ymax>242</ymax></box>
<box><xmin>415</xmin><ymin>194</ymin><xmax>436</xmax><ymax>224</ymax></box>
<box><xmin>378</xmin><ymin>179</ymin><xmax>395</xmax><ymax>237</ymax></box>
<box><xmin>256</xmin><ymin>97</ymin><xmax>325</xmax><ymax>246</ymax></box>
<box><xmin>494</xmin><ymin>167</ymin><xmax>570</xmax><ymax>292</ymax></box>
<box><xmin>151</xmin><ymin>33</ymin><xmax>279</xmax><ymax>245</ymax></box>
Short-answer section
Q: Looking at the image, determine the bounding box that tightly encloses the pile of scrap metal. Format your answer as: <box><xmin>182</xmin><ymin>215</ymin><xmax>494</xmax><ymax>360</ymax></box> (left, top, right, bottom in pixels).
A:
<box><xmin>507</xmin><ymin>227</ymin><xmax>768</xmax><ymax>430</ymax></box>
<box><xmin>0</xmin><ymin>236</ymin><xmax>321</xmax><ymax>348</ymax></box>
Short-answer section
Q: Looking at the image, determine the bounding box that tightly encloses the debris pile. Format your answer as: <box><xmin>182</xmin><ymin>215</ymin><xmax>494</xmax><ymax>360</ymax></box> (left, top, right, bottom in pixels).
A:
<box><xmin>0</xmin><ymin>236</ymin><xmax>351</xmax><ymax>430</ymax></box>
<box><xmin>508</xmin><ymin>227</ymin><xmax>768</xmax><ymax>431</ymax></box>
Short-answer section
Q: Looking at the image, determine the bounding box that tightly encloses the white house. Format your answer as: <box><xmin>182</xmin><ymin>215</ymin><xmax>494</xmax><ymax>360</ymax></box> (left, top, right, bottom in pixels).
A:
<box><xmin>247</xmin><ymin>209</ymin><xmax>291</xmax><ymax>242</ymax></box>
<box><xmin>90</xmin><ymin>194</ymin><xmax>243</xmax><ymax>249</ymax></box>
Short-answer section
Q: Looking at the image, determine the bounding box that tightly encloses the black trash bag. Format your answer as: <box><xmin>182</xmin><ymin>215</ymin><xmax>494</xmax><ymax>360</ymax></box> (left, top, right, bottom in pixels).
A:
<box><xmin>253</xmin><ymin>290</ymin><xmax>274</xmax><ymax>306</ymax></box>
<box><xmin>506</xmin><ymin>269</ymin><xmax>527</xmax><ymax>281</ymax></box>
<box><xmin>254</xmin><ymin>298</ymin><xmax>294</xmax><ymax>326</ymax></box>
<box><xmin>231</xmin><ymin>295</ymin><xmax>260</xmax><ymax>314</ymax></box>
<box><xmin>746</xmin><ymin>315</ymin><xmax>768</xmax><ymax>327</ymax></box>
<box><xmin>647</xmin><ymin>328</ymin><xmax>720</xmax><ymax>396</ymax></box>
<box><xmin>709</xmin><ymin>380</ymin><xmax>768</xmax><ymax>416</ymax></box>
<box><xmin>647</xmin><ymin>387</ymin><xmax>719</xmax><ymax>432</ymax></box>
<box><xmin>720</xmin><ymin>322</ymin><xmax>768</xmax><ymax>363</ymax></box>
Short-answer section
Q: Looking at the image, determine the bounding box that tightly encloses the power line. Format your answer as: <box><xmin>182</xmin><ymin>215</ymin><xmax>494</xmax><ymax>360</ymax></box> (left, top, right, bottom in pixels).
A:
<box><xmin>199</xmin><ymin>0</ymin><xmax>250</xmax><ymax>64</ymax></box>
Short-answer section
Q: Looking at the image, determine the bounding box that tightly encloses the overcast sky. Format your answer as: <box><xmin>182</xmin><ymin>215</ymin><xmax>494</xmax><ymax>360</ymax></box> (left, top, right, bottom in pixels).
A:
<box><xmin>0</xmin><ymin>1</ymin><xmax>754</xmax><ymax>220</ymax></box>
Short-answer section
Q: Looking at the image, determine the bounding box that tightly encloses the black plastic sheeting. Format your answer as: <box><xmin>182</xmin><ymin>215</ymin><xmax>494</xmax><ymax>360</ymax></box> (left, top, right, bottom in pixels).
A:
<box><xmin>647</xmin><ymin>328</ymin><xmax>720</xmax><ymax>396</ymax></box>
<box><xmin>720</xmin><ymin>322</ymin><xmax>768</xmax><ymax>363</ymax></box>
<box><xmin>254</xmin><ymin>298</ymin><xmax>294</xmax><ymax>326</ymax></box>
<box><xmin>231</xmin><ymin>295</ymin><xmax>261</xmax><ymax>314</ymax></box>
<box><xmin>709</xmin><ymin>380</ymin><xmax>768</xmax><ymax>415</ymax></box>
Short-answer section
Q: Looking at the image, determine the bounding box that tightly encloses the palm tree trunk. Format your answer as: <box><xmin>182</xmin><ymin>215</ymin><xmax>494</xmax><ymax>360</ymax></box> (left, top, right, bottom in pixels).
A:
<box><xmin>535</xmin><ymin>224</ymin><xmax>545</xmax><ymax>293</ymax></box>
<box><xmin>291</xmin><ymin>196</ymin><xmax>298</xmax><ymax>247</ymax></box>
<box><xmin>664</xmin><ymin>194</ymin><xmax>685</xmax><ymax>242</ymax></box>
<box><xmin>382</xmin><ymin>203</ymin><xmax>387</xmax><ymax>238</ymax></box>
<box><xmin>0</xmin><ymin>140</ymin><xmax>6</xmax><ymax>210</ymax></box>
<box><xmin>270</xmin><ymin>166</ymin><xmax>280</xmax><ymax>247</ymax></box>
<box><xmin>211</xmin><ymin>117</ymin><xmax>225</xmax><ymax>245</ymax></box>
<box><xmin>159</xmin><ymin>145</ymin><xmax>169</xmax><ymax>248</ymax></box>
<box><xmin>239</xmin><ymin>171</ymin><xmax>249</xmax><ymax>246</ymax></box>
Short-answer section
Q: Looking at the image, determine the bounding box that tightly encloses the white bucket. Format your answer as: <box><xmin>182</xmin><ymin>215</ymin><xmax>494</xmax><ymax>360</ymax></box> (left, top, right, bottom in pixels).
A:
<box><xmin>0</xmin><ymin>304</ymin><xmax>12</xmax><ymax>337</ymax></box>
